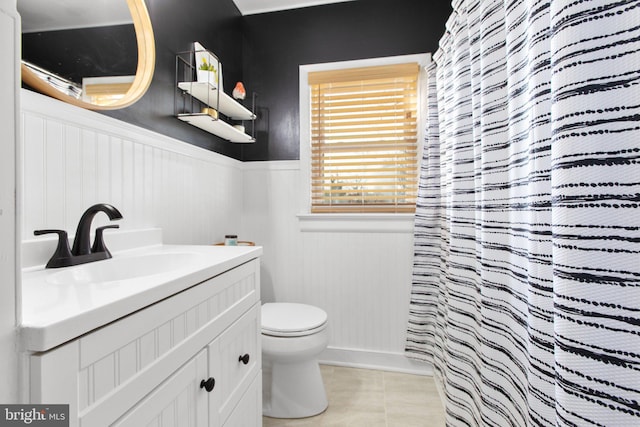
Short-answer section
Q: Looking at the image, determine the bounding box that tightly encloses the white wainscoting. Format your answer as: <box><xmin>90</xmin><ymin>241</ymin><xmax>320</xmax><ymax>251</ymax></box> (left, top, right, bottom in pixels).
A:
<box><xmin>242</xmin><ymin>161</ymin><xmax>431</xmax><ymax>374</ymax></box>
<box><xmin>21</xmin><ymin>90</ymin><xmax>243</xmax><ymax>268</ymax></box>
<box><xmin>20</xmin><ymin>91</ymin><xmax>431</xmax><ymax>374</ymax></box>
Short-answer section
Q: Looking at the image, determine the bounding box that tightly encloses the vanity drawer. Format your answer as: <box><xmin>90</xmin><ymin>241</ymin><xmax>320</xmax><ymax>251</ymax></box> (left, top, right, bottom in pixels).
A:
<box><xmin>209</xmin><ymin>303</ymin><xmax>261</xmax><ymax>425</ymax></box>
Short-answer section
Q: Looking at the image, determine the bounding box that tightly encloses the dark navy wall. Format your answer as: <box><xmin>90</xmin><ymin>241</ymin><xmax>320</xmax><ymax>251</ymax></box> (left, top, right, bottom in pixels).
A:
<box><xmin>240</xmin><ymin>0</ymin><xmax>452</xmax><ymax>161</ymax></box>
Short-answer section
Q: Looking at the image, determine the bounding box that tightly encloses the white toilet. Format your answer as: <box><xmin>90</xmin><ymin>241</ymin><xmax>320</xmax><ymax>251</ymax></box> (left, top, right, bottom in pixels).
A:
<box><xmin>261</xmin><ymin>302</ymin><xmax>329</xmax><ymax>418</ymax></box>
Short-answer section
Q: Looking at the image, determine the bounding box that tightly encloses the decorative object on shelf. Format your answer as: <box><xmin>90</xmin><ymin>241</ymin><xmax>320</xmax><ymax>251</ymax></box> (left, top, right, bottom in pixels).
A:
<box><xmin>202</xmin><ymin>107</ymin><xmax>218</xmax><ymax>119</ymax></box>
<box><xmin>233</xmin><ymin>82</ymin><xmax>246</xmax><ymax>100</ymax></box>
<box><xmin>197</xmin><ymin>58</ymin><xmax>217</xmax><ymax>85</ymax></box>
<box><xmin>194</xmin><ymin>41</ymin><xmax>218</xmax><ymax>85</ymax></box>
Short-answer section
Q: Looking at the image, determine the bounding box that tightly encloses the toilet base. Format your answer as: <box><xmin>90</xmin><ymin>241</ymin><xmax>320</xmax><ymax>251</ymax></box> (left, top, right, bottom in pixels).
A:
<box><xmin>262</xmin><ymin>359</ymin><xmax>328</xmax><ymax>418</ymax></box>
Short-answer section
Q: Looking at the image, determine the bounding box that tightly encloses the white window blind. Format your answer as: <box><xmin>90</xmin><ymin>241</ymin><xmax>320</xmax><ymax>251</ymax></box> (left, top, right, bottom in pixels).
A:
<box><xmin>309</xmin><ymin>63</ymin><xmax>420</xmax><ymax>213</ymax></box>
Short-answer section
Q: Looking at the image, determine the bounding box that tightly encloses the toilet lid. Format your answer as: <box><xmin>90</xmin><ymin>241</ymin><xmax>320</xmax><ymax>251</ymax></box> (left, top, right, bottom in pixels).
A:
<box><xmin>262</xmin><ymin>303</ymin><xmax>328</xmax><ymax>337</ymax></box>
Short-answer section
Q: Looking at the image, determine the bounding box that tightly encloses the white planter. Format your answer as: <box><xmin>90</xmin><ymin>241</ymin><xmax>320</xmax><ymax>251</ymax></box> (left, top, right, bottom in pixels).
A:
<box><xmin>197</xmin><ymin>69</ymin><xmax>217</xmax><ymax>85</ymax></box>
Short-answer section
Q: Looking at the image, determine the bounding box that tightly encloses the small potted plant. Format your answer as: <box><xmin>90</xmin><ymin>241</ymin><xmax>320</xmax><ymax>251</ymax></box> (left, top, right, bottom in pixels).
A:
<box><xmin>197</xmin><ymin>57</ymin><xmax>218</xmax><ymax>85</ymax></box>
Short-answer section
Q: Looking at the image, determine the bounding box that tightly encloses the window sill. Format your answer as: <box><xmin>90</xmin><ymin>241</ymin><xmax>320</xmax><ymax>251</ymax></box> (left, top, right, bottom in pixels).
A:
<box><xmin>297</xmin><ymin>213</ymin><xmax>415</xmax><ymax>233</ymax></box>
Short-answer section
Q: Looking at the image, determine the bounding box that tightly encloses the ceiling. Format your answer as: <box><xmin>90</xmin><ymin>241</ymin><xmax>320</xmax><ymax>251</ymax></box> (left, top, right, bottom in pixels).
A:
<box><xmin>18</xmin><ymin>0</ymin><xmax>355</xmax><ymax>32</ymax></box>
<box><xmin>232</xmin><ymin>0</ymin><xmax>355</xmax><ymax>15</ymax></box>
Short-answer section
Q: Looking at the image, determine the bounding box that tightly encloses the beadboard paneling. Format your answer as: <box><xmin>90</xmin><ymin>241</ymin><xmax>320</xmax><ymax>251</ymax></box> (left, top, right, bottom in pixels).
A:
<box><xmin>21</xmin><ymin>90</ymin><xmax>243</xmax><ymax>257</ymax></box>
<box><xmin>242</xmin><ymin>162</ymin><xmax>419</xmax><ymax>367</ymax></box>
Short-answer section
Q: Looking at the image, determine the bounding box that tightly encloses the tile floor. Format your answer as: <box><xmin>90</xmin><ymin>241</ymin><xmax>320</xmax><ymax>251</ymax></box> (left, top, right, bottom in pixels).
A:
<box><xmin>263</xmin><ymin>365</ymin><xmax>446</xmax><ymax>426</ymax></box>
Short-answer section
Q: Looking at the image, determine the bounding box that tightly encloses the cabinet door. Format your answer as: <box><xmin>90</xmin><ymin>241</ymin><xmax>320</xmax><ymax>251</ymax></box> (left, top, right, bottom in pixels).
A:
<box><xmin>209</xmin><ymin>304</ymin><xmax>261</xmax><ymax>425</ymax></box>
<box><xmin>113</xmin><ymin>349</ymin><xmax>209</xmax><ymax>427</ymax></box>
<box><xmin>223</xmin><ymin>374</ymin><xmax>261</xmax><ymax>427</ymax></box>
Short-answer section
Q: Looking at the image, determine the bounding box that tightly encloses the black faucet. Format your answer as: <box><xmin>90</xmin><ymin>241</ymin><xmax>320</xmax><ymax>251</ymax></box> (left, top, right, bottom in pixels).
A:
<box><xmin>71</xmin><ymin>204</ymin><xmax>123</xmax><ymax>256</ymax></box>
<box><xmin>34</xmin><ymin>203</ymin><xmax>123</xmax><ymax>268</ymax></box>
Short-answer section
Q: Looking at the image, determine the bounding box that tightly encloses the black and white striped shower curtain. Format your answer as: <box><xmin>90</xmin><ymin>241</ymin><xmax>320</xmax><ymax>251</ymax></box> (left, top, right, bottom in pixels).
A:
<box><xmin>406</xmin><ymin>0</ymin><xmax>640</xmax><ymax>426</ymax></box>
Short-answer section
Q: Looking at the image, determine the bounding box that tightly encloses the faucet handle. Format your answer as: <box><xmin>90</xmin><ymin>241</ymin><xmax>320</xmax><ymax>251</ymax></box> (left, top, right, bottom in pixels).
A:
<box><xmin>34</xmin><ymin>229</ymin><xmax>73</xmax><ymax>268</ymax></box>
<box><xmin>91</xmin><ymin>225</ymin><xmax>119</xmax><ymax>256</ymax></box>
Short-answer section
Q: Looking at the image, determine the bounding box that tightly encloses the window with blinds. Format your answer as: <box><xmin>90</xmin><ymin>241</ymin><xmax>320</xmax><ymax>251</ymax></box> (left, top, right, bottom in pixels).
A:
<box><xmin>308</xmin><ymin>63</ymin><xmax>420</xmax><ymax>213</ymax></box>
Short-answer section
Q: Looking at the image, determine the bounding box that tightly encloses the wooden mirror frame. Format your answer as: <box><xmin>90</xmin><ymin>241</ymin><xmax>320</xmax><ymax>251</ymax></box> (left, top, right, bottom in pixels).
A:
<box><xmin>21</xmin><ymin>0</ymin><xmax>155</xmax><ymax>110</ymax></box>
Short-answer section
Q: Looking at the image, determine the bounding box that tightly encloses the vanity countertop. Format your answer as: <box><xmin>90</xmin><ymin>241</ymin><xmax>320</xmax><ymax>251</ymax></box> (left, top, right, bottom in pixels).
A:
<box><xmin>21</xmin><ymin>244</ymin><xmax>262</xmax><ymax>352</ymax></box>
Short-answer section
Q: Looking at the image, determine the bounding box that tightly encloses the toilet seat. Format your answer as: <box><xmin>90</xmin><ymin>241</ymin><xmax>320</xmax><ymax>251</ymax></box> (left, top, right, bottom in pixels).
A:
<box><xmin>262</xmin><ymin>303</ymin><xmax>328</xmax><ymax>337</ymax></box>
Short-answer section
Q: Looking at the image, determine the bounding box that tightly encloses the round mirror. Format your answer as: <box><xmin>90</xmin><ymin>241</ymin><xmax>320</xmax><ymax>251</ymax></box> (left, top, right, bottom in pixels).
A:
<box><xmin>19</xmin><ymin>0</ymin><xmax>155</xmax><ymax>110</ymax></box>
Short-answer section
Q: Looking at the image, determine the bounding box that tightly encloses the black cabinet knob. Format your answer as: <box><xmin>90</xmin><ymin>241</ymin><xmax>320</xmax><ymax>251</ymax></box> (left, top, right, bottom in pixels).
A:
<box><xmin>239</xmin><ymin>354</ymin><xmax>250</xmax><ymax>365</ymax></box>
<box><xmin>200</xmin><ymin>377</ymin><xmax>215</xmax><ymax>392</ymax></box>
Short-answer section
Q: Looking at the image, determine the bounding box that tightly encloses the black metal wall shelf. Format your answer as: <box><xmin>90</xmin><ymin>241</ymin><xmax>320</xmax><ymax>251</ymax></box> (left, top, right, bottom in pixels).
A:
<box><xmin>175</xmin><ymin>46</ymin><xmax>255</xmax><ymax>143</ymax></box>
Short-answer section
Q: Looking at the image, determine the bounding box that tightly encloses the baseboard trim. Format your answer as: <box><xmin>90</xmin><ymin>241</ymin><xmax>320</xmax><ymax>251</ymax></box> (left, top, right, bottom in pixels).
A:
<box><xmin>318</xmin><ymin>346</ymin><xmax>434</xmax><ymax>376</ymax></box>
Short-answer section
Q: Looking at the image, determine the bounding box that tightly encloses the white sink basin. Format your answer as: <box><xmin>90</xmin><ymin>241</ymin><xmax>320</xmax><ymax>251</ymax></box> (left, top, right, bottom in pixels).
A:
<box><xmin>46</xmin><ymin>252</ymin><xmax>202</xmax><ymax>285</ymax></box>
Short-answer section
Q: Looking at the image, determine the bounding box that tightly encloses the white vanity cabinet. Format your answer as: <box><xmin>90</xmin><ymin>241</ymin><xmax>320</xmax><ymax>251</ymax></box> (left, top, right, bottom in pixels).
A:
<box><xmin>27</xmin><ymin>257</ymin><xmax>262</xmax><ymax>427</ymax></box>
